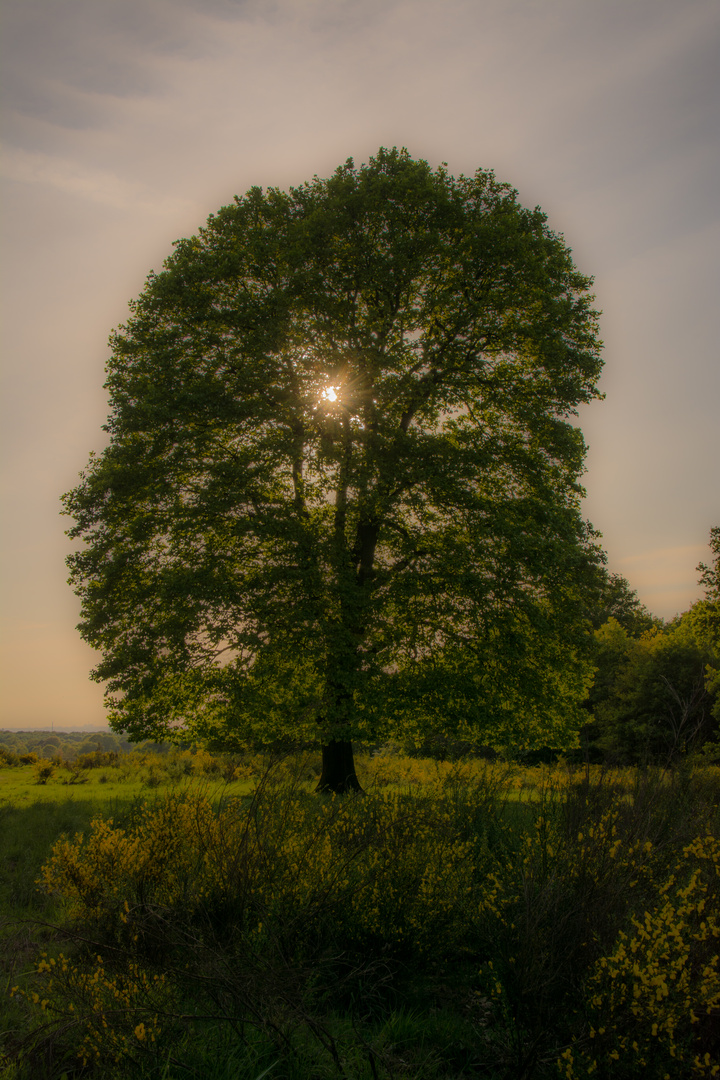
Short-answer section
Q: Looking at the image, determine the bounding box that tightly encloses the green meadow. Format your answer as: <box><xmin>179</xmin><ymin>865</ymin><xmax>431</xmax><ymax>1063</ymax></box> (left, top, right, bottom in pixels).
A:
<box><xmin>1</xmin><ymin>742</ymin><xmax>719</xmax><ymax>1080</ymax></box>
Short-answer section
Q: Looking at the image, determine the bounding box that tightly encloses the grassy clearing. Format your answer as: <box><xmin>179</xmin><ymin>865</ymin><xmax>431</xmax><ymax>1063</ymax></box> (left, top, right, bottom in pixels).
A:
<box><xmin>1</xmin><ymin>751</ymin><xmax>719</xmax><ymax>1080</ymax></box>
<box><xmin>0</xmin><ymin>752</ymin><xmax>258</xmax><ymax>807</ymax></box>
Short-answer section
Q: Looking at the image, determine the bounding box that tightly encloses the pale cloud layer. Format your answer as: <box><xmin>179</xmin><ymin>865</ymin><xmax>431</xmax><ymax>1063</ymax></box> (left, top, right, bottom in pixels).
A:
<box><xmin>1</xmin><ymin>0</ymin><xmax>718</xmax><ymax>726</ymax></box>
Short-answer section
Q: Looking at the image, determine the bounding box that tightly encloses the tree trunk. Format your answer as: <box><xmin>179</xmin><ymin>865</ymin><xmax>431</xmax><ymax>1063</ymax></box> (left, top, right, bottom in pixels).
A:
<box><xmin>316</xmin><ymin>740</ymin><xmax>363</xmax><ymax>794</ymax></box>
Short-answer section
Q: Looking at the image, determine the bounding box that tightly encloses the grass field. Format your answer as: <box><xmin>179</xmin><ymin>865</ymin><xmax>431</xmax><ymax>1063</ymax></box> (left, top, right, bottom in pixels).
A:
<box><xmin>1</xmin><ymin>748</ymin><xmax>719</xmax><ymax>1080</ymax></box>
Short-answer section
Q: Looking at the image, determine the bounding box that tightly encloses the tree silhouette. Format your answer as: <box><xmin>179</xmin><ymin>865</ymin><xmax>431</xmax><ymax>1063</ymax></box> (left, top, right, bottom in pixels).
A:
<box><xmin>64</xmin><ymin>149</ymin><xmax>604</xmax><ymax>791</ymax></box>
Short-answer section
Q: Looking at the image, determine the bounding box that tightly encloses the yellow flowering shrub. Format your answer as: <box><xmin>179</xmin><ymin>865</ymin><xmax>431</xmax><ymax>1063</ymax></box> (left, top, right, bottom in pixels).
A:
<box><xmin>475</xmin><ymin>792</ymin><xmax>656</xmax><ymax>1040</ymax></box>
<box><xmin>22</xmin><ymin>770</ymin><xmax>518</xmax><ymax>1070</ymax></box>
<box><xmin>12</xmin><ymin>953</ymin><xmax>170</xmax><ymax>1067</ymax></box>
<box><xmin>39</xmin><ymin>770</ymin><xmax>509</xmax><ymax>960</ymax></box>
<box><xmin>358</xmin><ymin>753</ymin><xmax>480</xmax><ymax>789</ymax></box>
<box><xmin>339</xmin><ymin>793</ymin><xmax>480</xmax><ymax>951</ymax></box>
<box><xmin>39</xmin><ymin>792</ymin><xmax>239</xmax><ymax>927</ymax></box>
<box><xmin>470</xmin><ymin>766</ymin><xmax>720</xmax><ymax>1076</ymax></box>
<box><xmin>562</xmin><ymin>834</ymin><xmax>720</xmax><ymax>1078</ymax></box>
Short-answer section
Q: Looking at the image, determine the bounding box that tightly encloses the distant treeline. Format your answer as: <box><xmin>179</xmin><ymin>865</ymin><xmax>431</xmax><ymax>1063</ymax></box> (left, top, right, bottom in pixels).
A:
<box><xmin>0</xmin><ymin>729</ymin><xmax>141</xmax><ymax>763</ymax></box>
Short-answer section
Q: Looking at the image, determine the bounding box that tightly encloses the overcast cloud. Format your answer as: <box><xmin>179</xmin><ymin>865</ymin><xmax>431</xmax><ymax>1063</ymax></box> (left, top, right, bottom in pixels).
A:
<box><xmin>1</xmin><ymin>0</ymin><xmax>718</xmax><ymax>726</ymax></box>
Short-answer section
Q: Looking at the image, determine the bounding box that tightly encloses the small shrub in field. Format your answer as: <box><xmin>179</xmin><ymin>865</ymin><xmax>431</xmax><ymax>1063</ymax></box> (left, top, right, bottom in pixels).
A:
<box><xmin>19</xmin><ymin>753</ymin><xmax>38</xmax><ymax>765</ymax></box>
<box><xmin>142</xmin><ymin>765</ymin><xmax>163</xmax><ymax>788</ymax></box>
<box><xmin>62</xmin><ymin>761</ymin><xmax>90</xmax><ymax>785</ymax></box>
<box><xmin>33</xmin><ymin>762</ymin><xmax>54</xmax><ymax>785</ymax></box>
<box><xmin>75</xmin><ymin>750</ymin><xmax>119</xmax><ymax>770</ymax></box>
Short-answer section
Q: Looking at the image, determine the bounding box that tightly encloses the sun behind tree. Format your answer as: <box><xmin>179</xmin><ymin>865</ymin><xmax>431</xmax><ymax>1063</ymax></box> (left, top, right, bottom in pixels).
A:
<box><xmin>63</xmin><ymin>148</ymin><xmax>605</xmax><ymax>792</ymax></box>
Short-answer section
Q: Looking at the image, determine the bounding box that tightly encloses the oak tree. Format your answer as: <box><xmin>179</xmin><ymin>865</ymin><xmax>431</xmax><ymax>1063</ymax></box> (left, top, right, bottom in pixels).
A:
<box><xmin>64</xmin><ymin>148</ymin><xmax>604</xmax><ymax>791</ymax></box>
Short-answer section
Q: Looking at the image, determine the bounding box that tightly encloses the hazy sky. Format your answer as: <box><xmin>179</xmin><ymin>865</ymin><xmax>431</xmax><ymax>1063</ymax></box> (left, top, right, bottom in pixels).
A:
<box><xmin>1</xmin><ymin>0</ymin><xmax>718</xmax><ymax>728</ymax></box>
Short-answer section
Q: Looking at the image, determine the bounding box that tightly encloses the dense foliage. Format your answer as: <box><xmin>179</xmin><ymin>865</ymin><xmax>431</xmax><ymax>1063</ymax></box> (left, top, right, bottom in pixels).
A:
<box><xmin>582</xmin><ymin>533</ymin><xmax>720</xmax><ymax>765</ymax></box>
<box><xmin>62</xmin><ymin>148</ymin><xmax>604</xmax><ymax>785</ymax></box>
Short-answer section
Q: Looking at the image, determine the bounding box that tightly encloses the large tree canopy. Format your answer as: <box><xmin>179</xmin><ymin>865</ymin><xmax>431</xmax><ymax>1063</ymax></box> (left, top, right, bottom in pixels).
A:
<box><xmin>64</xmin><ymin>148</ymin><xmax>605</xmax><ymax>790</ymax></box>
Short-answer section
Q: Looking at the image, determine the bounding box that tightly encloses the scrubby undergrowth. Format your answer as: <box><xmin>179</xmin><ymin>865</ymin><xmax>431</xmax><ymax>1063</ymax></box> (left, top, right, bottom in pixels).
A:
<box><xmin>1</xmin><ymin>753</ymin><xmax>719</xmax><ymax>1079</ymax></box>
